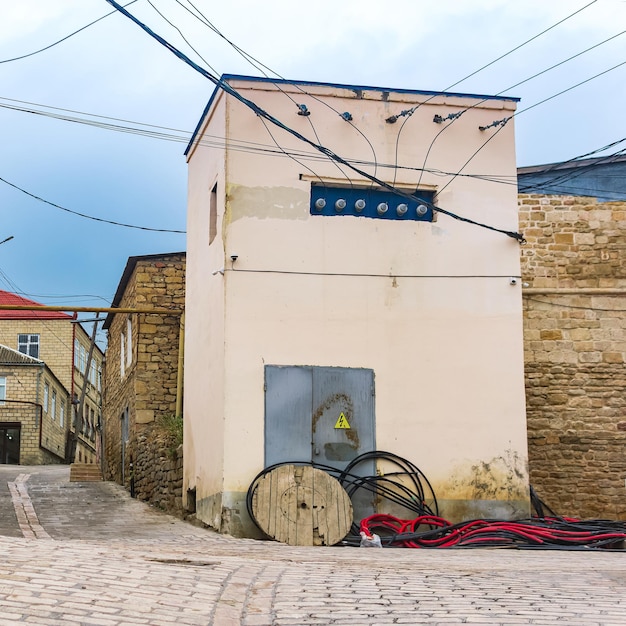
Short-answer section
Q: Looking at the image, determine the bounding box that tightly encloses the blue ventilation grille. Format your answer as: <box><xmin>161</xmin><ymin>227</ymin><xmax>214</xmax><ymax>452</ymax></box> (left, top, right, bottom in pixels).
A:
<box><xmin>310</xmin><ymin>185</ymin><xmax>435</xmax><ymax>221</ymax></box>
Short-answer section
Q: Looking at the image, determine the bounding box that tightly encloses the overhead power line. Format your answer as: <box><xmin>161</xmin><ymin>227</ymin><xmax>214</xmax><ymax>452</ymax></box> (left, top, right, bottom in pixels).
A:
<box><xmin>390</xmin><ymin>0</ymin><xmax>601</xmax><ymax>183</ymax></box>
<box><xmin>0</xmin><ymin>176</ymin><xmax>185</xmax><ymax>233</ymax></box>
<box><xmin>0</xmin><ymin>0</ymin><xmax>139</xmax><ymax>64</ymax></box>
<box><xmin>104</xmin><ymin>0</ymin><xmax>524</xmax><ymax>242</ymax></box>
<box><xmin>443</xmin><ymin>0</ymin><xmax>599</xmax><ymax>93</ymax></box>
<box><xmin>436</xmin><ymin>59</ymin><xmax>626</xmax><ymax>196</ymax></box>
<box><xmin>170</xmin><ymin>0</ymin><xmax>379</xmax><ymax>188</ymax></box>
<box><xmin>417</xmin><ymin>25</ymin><xmax>626</xmax><ymax>190</ymax></box>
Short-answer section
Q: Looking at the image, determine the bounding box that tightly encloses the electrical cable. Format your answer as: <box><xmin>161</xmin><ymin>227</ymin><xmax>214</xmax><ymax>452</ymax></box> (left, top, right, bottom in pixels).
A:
<box><xmin>174</xmin><ymin>0</ymin><xmax>379</xmax><ymax>185</ymax></box>
<box><xmin>246</xmin><ymin>452</ymin><xmax>626</xmax><ymax>549</ymax></box>
<box><xmin>0</xmin><ymin>0</ymin><xmax>139</xmax><ymax>64</ymax></box>
<box><xmin>245</xmin><ymin>451</ymin><xmax>438</xmax><ymax>538</ymax></box>
<box><xmin>524</xmin><ymin>296</ymin><xmax>626</xmax><ymax>313</ymax></box>
<box><xmin>0</xmin><ymin>176</ymin><xmax>185</xmax><ymax>233</ymax></box>
<box><xmin>436</xmin><ymin>57</ymin><xmax>626</xmax><ymax>198</ymax></box>
<box><xmin>418</xmin><ymin>31</ymin><xmax>626</xmax><ymax>193</ymax></box>
<box><xmin>390</xmin><ymin>0</ymin><xmax>602</xmax><ymax>185</ymax></box>
<box><xmin>229</xmin><ymin>268</ymin><xmax>520</xmax><ymax>279</ymax></box>
<box><xmin>104</xmin><ymin>0</ymin><xmax>525</xmax><ymax>242</ymax></box>
<box><xmin>144</xmin><ymin>0</ymin><xmax>220</xmax><ymax>77</ymax></box>
<box><xmin>518</xmin><ymin>147</ymin><xmax>626</xmax><ymax>194</ymax></box>
<box><xmin>356</xmin><ymin>514</ymin><xmax>626</xmax><ymax>549</ymax></box>
<box><xmin>172</xmin><ymin>0</ymin><xmax>364</xmax><ymax>189</ymax></box>
<box><xmin>519</xmin><ymin>137</ymin><xmax>626</xmax><ymax>179</ymax></box>
<box><xmin>6</xmin><ymin>93</ymin><xmax>621</xmax><ymax>199</ymax></box>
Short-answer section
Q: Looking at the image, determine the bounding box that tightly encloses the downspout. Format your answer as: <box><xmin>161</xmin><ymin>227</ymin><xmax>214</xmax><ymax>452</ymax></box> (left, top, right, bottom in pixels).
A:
<box><xmin>36</xmin><ymin>365</ymin><xmax>43</xmax><ymax>448</ymax></box>
<box><xmin>176</xmin><ymin>312</ymin><xmax>185</xmax><ymax>418</ymax></box>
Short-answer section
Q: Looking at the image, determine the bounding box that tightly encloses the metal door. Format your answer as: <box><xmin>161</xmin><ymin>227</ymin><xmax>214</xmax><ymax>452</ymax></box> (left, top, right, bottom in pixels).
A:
<box><xmin>0</xmin><ymin>424</ymin><xmax>20</xmax><ymax>464</ymax></box>
<box><xmin>265</xmin><ymin>365</ymin><xmax>375</xmax><ymax>520</ymax></box>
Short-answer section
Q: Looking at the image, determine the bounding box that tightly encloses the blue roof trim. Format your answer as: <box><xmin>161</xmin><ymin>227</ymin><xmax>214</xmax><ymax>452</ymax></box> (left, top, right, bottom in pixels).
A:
<box><xmin>221</xmin><ymin>73</ymin><xmax>520</xmax><ymax>102</ymax></box>
<box><xmin>184</xmin><ymin>73</ymin><xmax>520</xmax><ymax>155</ymax></box>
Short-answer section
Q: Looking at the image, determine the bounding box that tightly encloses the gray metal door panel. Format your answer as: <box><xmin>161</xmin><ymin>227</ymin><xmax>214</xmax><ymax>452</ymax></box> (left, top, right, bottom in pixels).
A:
<box><xmin>264</xmin><ymin>366</ymin><xmax>313</xmax><ymax>466</ymax></box>
<box><xmin>265</xmin><ymin>365</ymin><xmax>376</xmax><ymax>521</ymax></box>
<box><xmin>311</xmin><ymin>367</ymin><xmax>374</xmax><ymax>470</ymax></box>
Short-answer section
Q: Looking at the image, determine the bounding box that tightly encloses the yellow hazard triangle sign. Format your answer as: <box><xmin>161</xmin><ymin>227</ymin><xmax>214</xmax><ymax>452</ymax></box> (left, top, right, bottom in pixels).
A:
<box><xmin>334</xmin><ymin>412</ymin><xmax>351</xmax><ymax>429</ymax></box>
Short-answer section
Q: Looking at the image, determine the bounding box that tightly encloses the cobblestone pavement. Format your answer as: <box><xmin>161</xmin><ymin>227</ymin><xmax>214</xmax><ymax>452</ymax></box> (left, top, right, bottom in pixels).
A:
<box><xmin>1</xmin><ymin>465</ymin><xmax>625</xmax><ymax>625</ymax></box>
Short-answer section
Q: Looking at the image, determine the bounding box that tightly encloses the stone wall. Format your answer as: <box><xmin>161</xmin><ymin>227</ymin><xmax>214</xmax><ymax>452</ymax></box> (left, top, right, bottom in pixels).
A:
<box><xmin>519</xmin><ymin>194</ymin><xmax>626</xmax><ymax>519</ymax></box>
<box><xmin>134</xmin><ymin>425</ymin><xmax>183</xmax><ymax>514</ymax></box>
<box><xmin>0</xmin><ymin>364</ymin><xmax>68</xmax><ymax>465</ymax></box>
<box><xmin>103</xmin><ymin>254</ymin><xmax>185</xmax><ymax>511</ymax></box>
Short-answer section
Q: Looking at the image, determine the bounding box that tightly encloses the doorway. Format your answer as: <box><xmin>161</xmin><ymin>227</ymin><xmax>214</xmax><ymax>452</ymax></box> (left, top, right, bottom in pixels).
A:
<box><xmin>264</xmin><ymin>365</ymin><xmax>375</xmax><ymax>520</ymax></box>
<box><xmin>0</xmin><ymin>423</ymin><xmax>20</xmax><ymax>464</ymax></box>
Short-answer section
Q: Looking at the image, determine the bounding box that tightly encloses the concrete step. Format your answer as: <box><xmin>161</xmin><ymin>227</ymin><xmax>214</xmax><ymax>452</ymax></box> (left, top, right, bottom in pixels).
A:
<box><xmin>69</xmin><ymin>463</ymin><xmax>104</xmax><ymax>482</ymax></box>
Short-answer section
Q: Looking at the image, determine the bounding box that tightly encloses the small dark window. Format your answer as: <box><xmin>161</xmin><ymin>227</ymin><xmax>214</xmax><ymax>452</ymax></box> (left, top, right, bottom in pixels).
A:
<box><xmin>209</xmin><ymin>182</ymin><xmax>218</xmax><ymax>245</ymax></box>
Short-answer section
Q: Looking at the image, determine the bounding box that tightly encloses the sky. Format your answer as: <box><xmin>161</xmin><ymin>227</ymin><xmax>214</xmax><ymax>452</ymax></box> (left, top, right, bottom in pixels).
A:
<box><xmin>0</xmin><ymin>0</ymin><xmax>624</xmax><ymax>342</ymax></box>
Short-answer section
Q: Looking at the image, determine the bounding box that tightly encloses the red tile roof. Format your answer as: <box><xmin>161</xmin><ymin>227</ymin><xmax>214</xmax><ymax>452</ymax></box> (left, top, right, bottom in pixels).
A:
<box><xmin>0</xmin><ymin>290</ymin><xmax>71</xmax><ymax>320</ymax></box>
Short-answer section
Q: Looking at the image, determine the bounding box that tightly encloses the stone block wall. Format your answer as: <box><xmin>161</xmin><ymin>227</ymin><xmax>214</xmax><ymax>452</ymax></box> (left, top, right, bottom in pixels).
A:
<box><xmin>520</xmin><ymin>194</ymin><xmax>626</xmax><ymax>519</ymax></box>
<box><xmin>0</xmin><ymin>319</ymin><xmax>74</xmax><ymax>391</ymax></box>
<box><xmin>134</xmin><ymin>426</ymin><xmax>183</xmax><ymax>514</ymax></box>
<box><xmin>103</xmin><ymin>254</ymin><xmax>185</xmax><ymax>510</ymax></box>
<box><xmin>0</xmin><ymin>365</ymin><xmax>67</xmax><ymax>464</ymax></box>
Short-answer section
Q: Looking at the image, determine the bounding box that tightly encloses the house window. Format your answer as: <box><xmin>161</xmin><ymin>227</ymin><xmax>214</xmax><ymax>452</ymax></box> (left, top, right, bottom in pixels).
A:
<box><xmin>0</xmin><ymin>376</ymin><xmax>6</xmax><ymax>406</ymax></box>
<box><xmin>51</xmin><ymin>390</ymin><xmax>57</xmax><ymax>420</ymax></box>
<box><xmin>120</xmin><ymin>332</ymin><xmax>126</xmax><ymax>377</ymax></box>
<box><xmin>209</xmin><ymin>182</ymin><xmax>217</xmax><ymax>244</ymax></box>
<box><xmin>126</xmin><ymin>316</ymin><xmax>133</xmax><ymax>367</ymax></box>
<box><xmin>89</xmin><ymin>360</ymin><xmax>97</xmax><ymax>386</ymax></box>
<box><xmin>82</xmin><ymin>345</ymin><xmax>87</xmax><ymax>374</ymax></box>
<box><xmin>43</xmin><ymin>382</ymin><xmax>49</xmax><ymax>412</ymax></box>
<box><xmin>18</xmin><ymin>334</ymin><xmax>39</xmax><ymax>359</ymax></box>
<box><xmin>60</xmin><ymin>402</ymin><xmax>65</xmax><ymax>428</ymax></box>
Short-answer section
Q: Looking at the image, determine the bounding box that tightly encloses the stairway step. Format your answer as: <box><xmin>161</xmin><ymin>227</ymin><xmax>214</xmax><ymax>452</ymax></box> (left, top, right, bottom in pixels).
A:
<box><xmin>69</xmin><ymin>463</ymin><xmax>104</xmax><ymax>482</ymax></box>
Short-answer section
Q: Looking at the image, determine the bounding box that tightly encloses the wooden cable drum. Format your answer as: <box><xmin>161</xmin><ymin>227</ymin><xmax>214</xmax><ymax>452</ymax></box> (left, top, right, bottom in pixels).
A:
<box><xmin>251</xmin><ymin>464</ymin><xmax>353</xmax><ymax>546</ymax></box>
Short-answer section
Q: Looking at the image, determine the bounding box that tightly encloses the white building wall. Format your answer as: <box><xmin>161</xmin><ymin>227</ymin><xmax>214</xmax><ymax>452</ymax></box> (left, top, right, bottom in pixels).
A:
<box><xmin>185</xmin><ymin>78</ymin><xmax>528</xmax><ymax>536</ymax></box>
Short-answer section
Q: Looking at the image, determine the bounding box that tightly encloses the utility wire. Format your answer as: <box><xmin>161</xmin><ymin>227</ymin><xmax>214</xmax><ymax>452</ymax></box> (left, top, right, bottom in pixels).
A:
<box><xmin>436</xmin><ymin>59</ymin><xmax>626</xmax><ymax>196</ymax></box>
<box><xmin>171</xmin><ymin>0</ymin><xmax>362</xmax><ymax>189</ymax></box>
<box><xmin>144</xmin><ymin>0</ymin><xmax>220</xmax><ymax>76</ymax></box>
<box><xmin>519</xmin><ymin>147</ymin><xmax>626</xmax><ymax>193</ymax></box>
<box><xmin>416</xmin><ymin>29</ymin><xmax>626</xmax><ymax>189</ymax></box>
<box><xmin>444</xmin><ymin>0</ymin><xmax>599</xmax><ymax>93</ymax></box>
<box><xmin>2</xmin><ymin>93</ymin><xmax>623</xmax><ymax>198</ymax></box>
<box><xmin>0</xmin><ymin>176</ymin><xmax>185</xmax><ymax>233</ymax></box>
<box><xmin>0</xmin><ymin>0</ymin><xmax>139</xmax><ymax>64</ymax></box>
<box><xmin>519</xmin><ymin>137</ymin><xmax>626</xmax><ymax>179</ymax></box>
<box><xmin>104</xmin><ymin>0</ymin><xmax>524</xmax><ymax>242</ymax></box>
<box><xmin>391</xmin><ymin>0</ymin><xmax>600</xmax><ymax>183</ymax></box>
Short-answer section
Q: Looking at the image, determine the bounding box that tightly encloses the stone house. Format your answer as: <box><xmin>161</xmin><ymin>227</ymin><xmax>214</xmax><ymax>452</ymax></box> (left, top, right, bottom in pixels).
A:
<box><xmin>0</xmin><ymin>290</ymin><xmax>104</xmax><ymax>465</ymax></box>
<box><xmin>102</xmin><ymin>252</ymin><xmax>185</xmax><ymax>510</ymax></box>
<box><xmin>183</xmin><ymin>75</ymin><xmax>528</xmax><ymax>537</ymax></box>
<box><xmin>0</xmin><ymin>344</ymin><xmax>69</xmax><ymax>464</ymax></box>
<box><xmin>519</xmin><ymin>193</ymin><xmax>626</xmax><ymax>520</ymax></box>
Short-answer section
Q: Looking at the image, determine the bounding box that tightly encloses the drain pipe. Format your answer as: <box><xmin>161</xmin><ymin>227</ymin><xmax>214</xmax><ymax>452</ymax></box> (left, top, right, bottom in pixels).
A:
<box><xmin>175</xmin><ymin>312</ymin><xmax>185</xmax><ymax>419</ymax></box>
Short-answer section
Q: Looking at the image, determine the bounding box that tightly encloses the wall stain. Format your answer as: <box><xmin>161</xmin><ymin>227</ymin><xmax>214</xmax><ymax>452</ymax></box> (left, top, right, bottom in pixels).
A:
<box><xmin>227</xmin><ymin>184</ymin><xmax>309</xmax><ymax>222</ymax></box>
<box><xmin>436</xmin><ymin>449</ymin><xmax>529</xmax><ymax>501</ymax></box>
<box><xmin>311</xmin><ymin>393</ymin><xmax>353</xmax><ymax>433</ymax></box>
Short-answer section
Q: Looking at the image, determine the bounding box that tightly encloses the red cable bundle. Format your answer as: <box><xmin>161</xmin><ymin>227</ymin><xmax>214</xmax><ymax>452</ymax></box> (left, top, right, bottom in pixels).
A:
<box><xmin>360</xmin><ymin>514</ymin><xmax>626</xmax><ymax>549</ymax></box>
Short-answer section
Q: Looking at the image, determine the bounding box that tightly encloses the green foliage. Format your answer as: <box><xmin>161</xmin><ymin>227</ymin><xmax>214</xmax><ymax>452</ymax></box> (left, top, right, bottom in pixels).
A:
<box><xmin>156</xmin><ymin>413</ymin><xmax>183</xmax><ymax>450</ymax></box>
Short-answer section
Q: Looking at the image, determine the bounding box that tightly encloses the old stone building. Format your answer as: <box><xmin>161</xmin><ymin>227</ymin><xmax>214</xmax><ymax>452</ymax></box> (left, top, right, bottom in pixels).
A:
<box><xmin>0</xmin><ymin>290</ymin><xmax>103</xmax><ymax>465</ymax></box>
<box><xmin>102</xmin><ymin>252</ymin><xmax>185</xmax><ymax>509</ymax></box>
<box><xmin>0</xmin><ymin>345</ymin><xmax>69</xmax><ymax>464</ymax></box>
<box><xmin>519</xmin><ymin>194</ymin><xmax>626</xmax><ymax>519</ymax></box>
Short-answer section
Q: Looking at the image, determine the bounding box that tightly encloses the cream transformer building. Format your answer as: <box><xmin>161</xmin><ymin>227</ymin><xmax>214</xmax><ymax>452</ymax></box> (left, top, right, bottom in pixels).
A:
<box><xmin>184</xmin><ymin>75</ymin><xmax>528</xmax><ymax>537</ymax></box>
